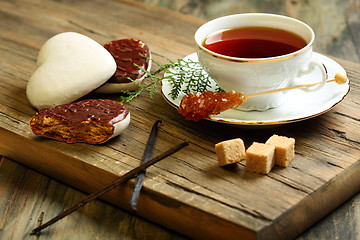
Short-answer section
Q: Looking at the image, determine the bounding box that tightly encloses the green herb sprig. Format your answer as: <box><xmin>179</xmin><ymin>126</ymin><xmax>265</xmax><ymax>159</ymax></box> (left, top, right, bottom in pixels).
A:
<box><xmin>119</xmin><ymin>56</ymin><xmax>222</xmax><ymax>103</ymax></box>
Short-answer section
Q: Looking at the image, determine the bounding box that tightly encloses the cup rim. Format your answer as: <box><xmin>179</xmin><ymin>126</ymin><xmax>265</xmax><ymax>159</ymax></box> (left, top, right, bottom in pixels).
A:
<box><xmin>195</xmin><ymin>13</ymin><xmax>315</xmax><ymax>63</ymax></box>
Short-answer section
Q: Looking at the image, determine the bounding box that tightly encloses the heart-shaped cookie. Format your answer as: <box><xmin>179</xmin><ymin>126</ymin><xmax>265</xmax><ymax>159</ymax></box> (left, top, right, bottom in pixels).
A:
<box><xmin>26</xmin><ymin>32</ymin><xmax>116</xmax><ymax>109</ymax></box>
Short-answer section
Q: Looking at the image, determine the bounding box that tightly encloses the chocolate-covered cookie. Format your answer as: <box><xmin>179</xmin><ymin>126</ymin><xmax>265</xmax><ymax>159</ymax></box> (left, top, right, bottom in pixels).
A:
<box><xmin>97</xmin><ymin>38</ymin><xmax>151</xmax><ymax>93</ymax></box>
<box><xmin>30</xmin><ymin>99</ymin><xmax>130</xmax><ymax>144</ymax></box>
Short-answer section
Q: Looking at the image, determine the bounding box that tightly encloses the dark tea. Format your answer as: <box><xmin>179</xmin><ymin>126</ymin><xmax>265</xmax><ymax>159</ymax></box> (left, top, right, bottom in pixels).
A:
<box><xmin>202</xmin><ymin>26</ymin><xmax>307</xmax><ymax>58</ymax></box>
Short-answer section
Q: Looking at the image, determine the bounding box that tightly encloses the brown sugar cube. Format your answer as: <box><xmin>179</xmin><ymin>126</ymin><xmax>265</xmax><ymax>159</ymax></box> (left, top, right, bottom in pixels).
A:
<box><xmin>246</xmin><ymin>142</ymin><xmax>275</xmax><ymax>174</ymax></box>
<box><xmin>215</xmin><ymin>138</ymin><xmax>246</xmax><ymax>166</ymax></box>
<box><xmin>266</xmin><ymin>135</ymin><xmax>295</xmax><ymax>167</ymax></box>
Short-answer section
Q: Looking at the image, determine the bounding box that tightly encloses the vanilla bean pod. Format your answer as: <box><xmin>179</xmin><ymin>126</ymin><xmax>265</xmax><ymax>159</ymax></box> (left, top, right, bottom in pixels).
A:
<box><xmin>129</xmin><ymin>120</ymin><xmax>162</xmax><ymax>211</ymax></box>
<box><xmin>30</xmin><ymin>140</ymin><xmax>189</xmax><ymax>235</ymax></box>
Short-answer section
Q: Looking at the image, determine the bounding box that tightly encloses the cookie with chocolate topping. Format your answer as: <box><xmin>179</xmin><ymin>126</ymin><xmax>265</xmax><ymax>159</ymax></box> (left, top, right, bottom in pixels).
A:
<box><xmin>30</xmin><ymin>99</ymin><xmax>130</xmax><ymax>144</ymax></box>
<box><xmin>97</xmin><ymin>38</ymin><xmax>151</xmax><ymax>93</ymax></box>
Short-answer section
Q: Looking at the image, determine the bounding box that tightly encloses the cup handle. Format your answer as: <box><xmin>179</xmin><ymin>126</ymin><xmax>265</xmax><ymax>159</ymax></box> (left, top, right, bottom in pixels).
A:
<box><xmin>293</xmin><ymin>58</ymin><xmax>328</xmax><ymax>91</ymax></box>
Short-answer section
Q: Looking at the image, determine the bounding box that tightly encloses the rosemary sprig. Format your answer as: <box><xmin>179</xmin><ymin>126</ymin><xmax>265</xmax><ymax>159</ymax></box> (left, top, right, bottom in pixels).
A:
<box><xmin>119</xmin><ymin>56</ymin><xmax>222</xmax><ymax>103</ymax></box>
<box><xmin>119</xmin><ymin>58</ymin><xmax>172</xmax><ymax>102</ymax></box>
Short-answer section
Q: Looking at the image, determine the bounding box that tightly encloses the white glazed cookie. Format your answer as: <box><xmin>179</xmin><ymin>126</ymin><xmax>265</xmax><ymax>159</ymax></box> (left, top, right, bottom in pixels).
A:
<box><xmin>26</xmin><ymin>32</ymin><xmax>116</xmax><ymax>109</ymax></box>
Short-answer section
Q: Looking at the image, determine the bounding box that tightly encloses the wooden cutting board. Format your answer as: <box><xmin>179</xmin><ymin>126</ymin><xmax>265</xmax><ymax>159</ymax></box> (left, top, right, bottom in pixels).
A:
<box><xmin>0</xmin><ymin>1</ymin><xmax>359</xmax><ymax>239</ymax></box>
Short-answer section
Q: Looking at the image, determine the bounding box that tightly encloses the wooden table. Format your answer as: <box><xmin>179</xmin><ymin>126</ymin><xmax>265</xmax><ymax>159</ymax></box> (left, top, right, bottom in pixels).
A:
<box><xmin>0</xmin><ymin>0</ymin><xmax>359</xmax><ymax>239</ymax></box>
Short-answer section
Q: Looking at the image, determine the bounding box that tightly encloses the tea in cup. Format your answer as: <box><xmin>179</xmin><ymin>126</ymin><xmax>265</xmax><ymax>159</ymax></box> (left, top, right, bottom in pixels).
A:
<box><xmin>195</xmin><ymin>13</ymin><xmax>327</xmax><ymax>111</ymax></box>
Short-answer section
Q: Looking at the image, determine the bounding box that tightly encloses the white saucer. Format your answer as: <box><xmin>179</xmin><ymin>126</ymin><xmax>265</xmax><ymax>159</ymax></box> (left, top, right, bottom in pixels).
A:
<box><xmin>161</xmin><ymin>52</ymin><xmax>350</xmax><ymax>127</ymax></box>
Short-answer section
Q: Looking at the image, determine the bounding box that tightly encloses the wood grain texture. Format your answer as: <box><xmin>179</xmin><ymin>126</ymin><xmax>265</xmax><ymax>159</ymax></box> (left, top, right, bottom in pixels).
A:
<box><xmin>1</xmin><ymin>154</ymin><xmax>358</xmax><ymax>240</ymax></box>
<box><xmin>0</xmin><ymin>156</ymin><xmax>186</xmax><ymax>240</ymax></box>
<box><xmin>0</xmin><ymin>0</ymin><xmax>359</xmax><ymax>239</ymax></box>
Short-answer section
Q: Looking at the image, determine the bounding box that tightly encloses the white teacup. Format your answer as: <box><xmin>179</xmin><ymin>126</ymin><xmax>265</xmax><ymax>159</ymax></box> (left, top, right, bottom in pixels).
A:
<box><xmin>195</xmin><ymin>13</ymin><xmax>327</xmax><ymax>111</ymax></box>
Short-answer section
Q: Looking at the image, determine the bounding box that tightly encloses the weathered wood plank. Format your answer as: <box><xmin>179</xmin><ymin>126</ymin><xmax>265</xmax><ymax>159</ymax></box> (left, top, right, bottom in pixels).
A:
<box><xmin>0</xmin><ymin>156</ymin><xmax>186</xmax><ymax>240</ymax></box>
<box><xmin>1</xmin><ymin>153</ymin><xmax>358</xmax><ymax>239</ymax></box>
<box><xmin>0</xmin><ymin>0</ymin><xmax>359</xmax><ymax>239</ymax></box>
